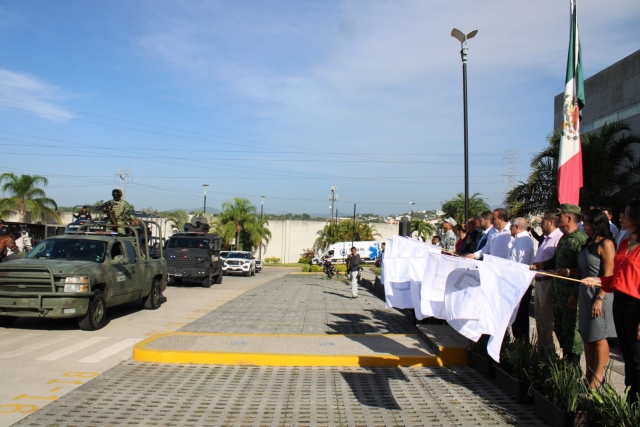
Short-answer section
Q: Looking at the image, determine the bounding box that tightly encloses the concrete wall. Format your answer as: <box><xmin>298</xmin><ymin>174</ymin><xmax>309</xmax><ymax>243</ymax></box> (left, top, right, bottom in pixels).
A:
<box><xmin>261</xmin><ymin>221</ymin><xmax>402</xmax><ymax>263</ymax></box>
<box><xmin>554</xmin><ymin>49</ymin><xmax>640</xmax><ymax>131</ymax></box>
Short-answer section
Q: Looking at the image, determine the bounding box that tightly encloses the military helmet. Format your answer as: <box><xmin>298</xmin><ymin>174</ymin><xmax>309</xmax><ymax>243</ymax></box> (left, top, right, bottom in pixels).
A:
<box><xmin>112</xmin><ymin>188</ymin><xmax>123</xmax><ymax>197</ymax></box>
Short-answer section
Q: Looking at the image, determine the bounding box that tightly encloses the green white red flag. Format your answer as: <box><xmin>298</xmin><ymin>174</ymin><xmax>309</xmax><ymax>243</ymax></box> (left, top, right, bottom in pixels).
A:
<box><xmin>557</xmin><ymin>0</ymin><xmax>585</xmax><ymax>205</ymax></box>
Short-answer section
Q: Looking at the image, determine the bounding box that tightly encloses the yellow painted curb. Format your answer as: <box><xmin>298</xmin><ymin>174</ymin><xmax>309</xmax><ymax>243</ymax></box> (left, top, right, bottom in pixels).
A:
<box><xmin>132</xmin><ymin>333</ymin><xmax>466</xmax><ymax>367</ymax></box>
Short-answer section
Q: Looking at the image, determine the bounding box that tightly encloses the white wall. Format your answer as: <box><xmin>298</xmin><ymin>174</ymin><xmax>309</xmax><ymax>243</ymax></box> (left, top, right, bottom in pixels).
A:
<box><xmin>261</xmin><ymin>220</ymin><xmax>400</xmax><ymax>263</ymax></box>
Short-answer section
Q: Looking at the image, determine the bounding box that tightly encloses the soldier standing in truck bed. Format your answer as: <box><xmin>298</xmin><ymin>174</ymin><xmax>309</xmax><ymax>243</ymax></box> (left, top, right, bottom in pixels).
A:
<box><xmin>107</xmin><ymin>189</ymin><xmax>138</xmax><ymax>235</ymax></box>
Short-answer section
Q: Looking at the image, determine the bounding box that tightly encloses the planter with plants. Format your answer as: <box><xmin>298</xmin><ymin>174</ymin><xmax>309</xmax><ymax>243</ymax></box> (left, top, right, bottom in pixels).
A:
<box><xmin>467</xmin><ymin>335</ymin><xmax>495</xmax><ymax>379</ymax></box>
<box><xmin>495</xmin><ymin>338</ymin><xmax>539</xmax><ymax>404</ymax></box>
<box><xmin>582</xmin><ymin>380</ymin><xmax>640</xmax><ymax>426</ymax></box>
<box><xmin>533</xmin><ymin>355</ymin><xmax>587</xmax><ymax>427</ymax></box>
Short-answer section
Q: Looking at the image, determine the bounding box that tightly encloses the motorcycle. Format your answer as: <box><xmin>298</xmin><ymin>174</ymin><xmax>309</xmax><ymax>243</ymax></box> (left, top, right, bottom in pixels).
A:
<box><xmin>322</xmin><ymin>258</ymin><xmax>335</xmax><ymax>279</ymax></box>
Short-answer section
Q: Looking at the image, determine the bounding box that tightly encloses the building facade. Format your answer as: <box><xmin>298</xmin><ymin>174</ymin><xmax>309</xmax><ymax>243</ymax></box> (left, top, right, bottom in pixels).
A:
<box><xmin>554</xmin><ymin>49</ymin><xmax>640</xmax><ymax>134</ymax></box>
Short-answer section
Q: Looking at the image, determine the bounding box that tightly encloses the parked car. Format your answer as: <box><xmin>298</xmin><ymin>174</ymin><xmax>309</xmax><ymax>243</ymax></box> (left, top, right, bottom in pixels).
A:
<box><xmin>220</xmin><ymin>251</ymin><xmax>229</xmax><ymax>261</ymax></box>
<box><xmin>222</xmin><ymin>251</ymin><xmax>256</xmax><ymax>277</ymax></box>
<box><xmin>255</xmin><ymin>259</ymin><xmax>262</xmax><ymax>272</ymax></box>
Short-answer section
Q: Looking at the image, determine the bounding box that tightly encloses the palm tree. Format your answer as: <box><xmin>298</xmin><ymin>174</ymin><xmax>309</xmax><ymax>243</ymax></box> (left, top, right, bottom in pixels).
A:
<box><xmin>441</xmin><ymin>193</ymin><xmax>490</xmax><ymax>225</ymax></box>
<box><xmin>218</xmin><ymin>197</ymin><xmax>270</xmax><ymax>251</ymax></box>
<box><xmin>163</xmin><ymin>210</ymin><xmax>190</xmax><ymax>234</ymax></box>
<box><xmin>0</xmin><ymin>173</ymin><xmax>60</xmax><ymax>223</ymax></box>
<box><xmin>410</xmin><ymin>219</ymin><xmax>435</xmax><ymax>240</ymax></box>
<box><xmin>505</xmin><ymin>121</ymin><xmax>640</xmax><ymax>217</ymax></box>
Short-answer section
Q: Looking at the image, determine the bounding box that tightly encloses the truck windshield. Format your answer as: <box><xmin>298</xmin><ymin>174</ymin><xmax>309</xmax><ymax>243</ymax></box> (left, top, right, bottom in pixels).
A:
<box><xmin>27</xmin><ymin>239</ymin><xmax>107</xmax><ymax>263</ymax></box>
<box><xmin>167</xmin><ymin>238</ymin><xmax>208</xmax><ymax>248</ymax></box>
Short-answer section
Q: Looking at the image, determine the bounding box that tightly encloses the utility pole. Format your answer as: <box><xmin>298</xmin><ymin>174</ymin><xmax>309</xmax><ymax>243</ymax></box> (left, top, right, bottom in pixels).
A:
<box><xmin>329</xmin><ymin>186</ymin><xmax>338</xmax><ymax>225</ymax></box>
<box><xmin>259</xmin><ymin>196</ymin><xmax>265</xmax><ymax>261</ymax></box>
<box><xmin>351</xmin><ymin>204</ymin><xmax>356</xmax><ymax>249</ymax></box>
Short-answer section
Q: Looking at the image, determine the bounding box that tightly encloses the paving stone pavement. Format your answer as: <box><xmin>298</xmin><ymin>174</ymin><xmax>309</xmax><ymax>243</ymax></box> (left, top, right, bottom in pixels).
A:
<box><xmin>182</xmin><ymin>275</ymin><xmax>415</xmax><ymax>335</ymax></box>
<box><xmin>12</xmin><ymin>275</ymin><xmax>548</xmax><ymax>426</ymax></box>
<box><xmin>13</xmin><ymin>362</ymin><xmax>546</xmax><ymax>427</ymax></box>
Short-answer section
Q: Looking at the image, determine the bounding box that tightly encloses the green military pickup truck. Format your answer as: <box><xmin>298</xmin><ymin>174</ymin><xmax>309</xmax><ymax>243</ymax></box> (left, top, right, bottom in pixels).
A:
<box><xmin>0</xmin><ymin>222</ymin><xmax>167</xmax><ymax>331</ymax></box>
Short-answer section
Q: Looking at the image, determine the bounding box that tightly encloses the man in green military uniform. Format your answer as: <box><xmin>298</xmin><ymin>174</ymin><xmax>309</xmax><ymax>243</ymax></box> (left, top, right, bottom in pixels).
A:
<box><xmin>533</xmin><ymin>203</ymin><xmax>587</xmax><ymax>364</ymax></box>
<box><xmin>106</xmin><ymin>189</ymin><xmax>138</xmax><ymax>235</ymax></box>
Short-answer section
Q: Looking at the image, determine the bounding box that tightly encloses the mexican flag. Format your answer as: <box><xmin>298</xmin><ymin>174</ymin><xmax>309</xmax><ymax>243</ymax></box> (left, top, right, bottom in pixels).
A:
<box><xmin>557</xmin><ymin>0</ymin><xmax>584</xmax><ymax>205</ymax></box>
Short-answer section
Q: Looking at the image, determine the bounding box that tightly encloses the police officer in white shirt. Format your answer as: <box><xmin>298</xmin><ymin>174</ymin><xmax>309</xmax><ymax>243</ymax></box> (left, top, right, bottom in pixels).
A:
<box><xmin>509</xmin><ymin>217</ymin><xmax>536</xmax><ymax>343</ymax></box>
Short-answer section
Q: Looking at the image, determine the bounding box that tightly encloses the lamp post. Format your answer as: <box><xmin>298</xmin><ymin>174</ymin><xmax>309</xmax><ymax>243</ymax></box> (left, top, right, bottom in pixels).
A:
<box><xmin>202</xmin><ymin>184</ymin><xmax>209</xmax><ymax>213</ymax></box>
<box><xmin>259</xmin><ymin>196</ymin><xmax>265</xmax><ymax>261</ymax></box>
<box><xmin>451</xmin><ymin>28</ymin><xmax>478</xmax><ymax>226</ymax></box>
<box><xmin>409</xmin><ymin>202</ymin><xmax>415</xmax><ymax>222</ymax></box>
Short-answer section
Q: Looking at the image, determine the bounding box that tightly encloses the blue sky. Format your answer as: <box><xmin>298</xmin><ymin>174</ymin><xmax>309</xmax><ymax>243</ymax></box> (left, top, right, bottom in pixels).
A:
<box><xmin>0</xmin><ymin>0</ymin><xmax>638</xmax><ymax>217</ymax></box>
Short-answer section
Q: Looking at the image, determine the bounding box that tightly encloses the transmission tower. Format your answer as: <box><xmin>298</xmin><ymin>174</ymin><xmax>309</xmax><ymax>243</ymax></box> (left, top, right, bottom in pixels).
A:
<box><xmin>114</xmin><ymin>167</ymin><xmax>133</xmax><ymax>197</ymax></box>
<box><xmin>504</xmin><ymin>150</ymin><xmax>519</xmax><ymax>193</ymax></box>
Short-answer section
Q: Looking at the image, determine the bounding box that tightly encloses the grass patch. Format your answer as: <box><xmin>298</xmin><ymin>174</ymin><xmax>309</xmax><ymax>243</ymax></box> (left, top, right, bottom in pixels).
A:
<box><xmin>265</xmin><ymin>263</ymin><xmax>309</xmax><ymax>268</ymax></box>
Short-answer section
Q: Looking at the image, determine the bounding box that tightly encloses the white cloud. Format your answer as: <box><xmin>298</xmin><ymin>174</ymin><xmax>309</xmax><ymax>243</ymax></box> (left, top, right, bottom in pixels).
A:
<box><xmin>0</xmin><ymin>69</ymin><xmax>72</xmax><ymax>121</ymax></box>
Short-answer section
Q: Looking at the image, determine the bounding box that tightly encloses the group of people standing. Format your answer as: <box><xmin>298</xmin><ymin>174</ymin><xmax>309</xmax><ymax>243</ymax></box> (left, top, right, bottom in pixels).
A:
<box><xmin>428</xmin><ymin>201</ymin><xmax>640</xmax><ymax>403</ymax></box>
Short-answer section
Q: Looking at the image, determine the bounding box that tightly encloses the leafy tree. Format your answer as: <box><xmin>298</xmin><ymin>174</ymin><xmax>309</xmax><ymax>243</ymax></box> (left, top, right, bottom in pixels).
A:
<box><xmin>441</xmin><ymin>193</ymin><xmax>490</xmax><ymax>225</ymax></box>
<box><xmin>0</xmin><ymin>173</ymin><xmax>60</xmax><ymax>223</ymax></box>
<box><xmin>506</xmin><ymin>121</ymin><xmax>640</xmax><ymax>217</ymax></box>
<box><xmin>163</xmin><ymin>210</ymin><xmax>189</xmax><ymax>233</ymax></box>
<box><xmin>410</xmin><ymin>219</ymin><xmax>435</xmax><ymax>240</ymax></box>
<box><xmin>314</xmin><ymin>220</ymin><xmax>380</xmax><ymax>251</ymax></box>
<box><xmin>218</xmin><ymin>197</ymin><xmax>271</xmax><ymax>251</ymax></box>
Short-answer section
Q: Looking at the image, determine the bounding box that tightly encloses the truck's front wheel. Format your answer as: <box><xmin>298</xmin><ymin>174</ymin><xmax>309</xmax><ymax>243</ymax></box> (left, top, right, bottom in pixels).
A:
<box><xmin>78</xmin><ymin>290</ymin><xmax>107</xmax><ymax>331</ymax></box>
<box><xmin>202</xmin><ymin>268</ymin><xmax>213</xmax><ymax>288</ymax></box>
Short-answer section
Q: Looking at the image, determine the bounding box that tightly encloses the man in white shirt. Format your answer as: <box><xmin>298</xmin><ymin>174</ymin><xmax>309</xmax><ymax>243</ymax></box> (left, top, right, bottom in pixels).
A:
<box><xmin>601</xmin><ymin>207</ymin><xmax>619</xmax><ymax>238</ymax></box>
<box><xmin>532</xmin><ymin>213</ymin><xmax>563</xmax><ymax>350</ymax></box>
<box><xmin>509</xmin><ymin>217</ymin><xmax>536</xmax><ymax>343</ymax></box>
<box><xmin>615</xmin><ymin>211</ymin><xmax>632</xmax><ymax>248</ymax></box>
<box><xmin>468</xmin><ymin>208</ymin><xmax>511</xmax><ymax>260</ymax></box>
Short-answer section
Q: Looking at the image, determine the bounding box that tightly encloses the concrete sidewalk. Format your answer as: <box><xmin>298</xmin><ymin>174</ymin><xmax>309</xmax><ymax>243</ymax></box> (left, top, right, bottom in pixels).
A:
<box><xmin>13</xmin><ymin>274</ymin><xmax>546</xmax><ymax>426</ymax></box>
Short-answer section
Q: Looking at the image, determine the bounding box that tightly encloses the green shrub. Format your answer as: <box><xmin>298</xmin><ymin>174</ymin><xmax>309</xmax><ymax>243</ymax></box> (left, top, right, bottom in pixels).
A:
<box><xmin>544</xmin><ymin>357</ymin><xmax>586</xmax><ymax>412</ymax></box>
<box><xmin>264</xmin><ymin>257</ymin><xmax>281</xmax><ymax>264</ymax></box>
<box><xmin>310</xmin><ymin>265</ymin><xmax>322</xmax><ymax>272</ymax></box>
<box><xmin>501</xmin><ymin>338</ymin><xmax>540</xmax><ymax>383</ymax></box>
<box><xmin>335</xmin><ymin>264</ymin><xmax>346</xmax><ymax>273</ymax></box>
<box><xmin>301</xmin><ymin>265</ymin><xmax>310</xmax><ymax>272</ymax></box>
<box><xmin>584</xmin><ymin>382</ymin><xmax>640</xmax><ymax>426</ymax></box>
<box><xmin>298</xmin><ymin>257</ymin><xmax>313</xmax><ymax>264</ymax></box>
<box><xmin>369</xmin><ymin>266</ymin><xmax>381</xmax><ymax>275</ymax></box>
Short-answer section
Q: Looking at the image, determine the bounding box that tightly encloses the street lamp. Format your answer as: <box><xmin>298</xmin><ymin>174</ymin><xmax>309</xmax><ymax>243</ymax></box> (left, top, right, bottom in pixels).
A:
<box><xmin>451</xmin><ymin>27</ymin><xmax>478</xmax><ymax>226</ymax></box>
<box><xmin>202</xmin><ymin>184</ymin><xmax>209</xmax><ymax>213</ymax></box>
<box><xmin>409</xmin><ymin>202</ymin><xmax>415</xmax><ymax>222</ymax></box>
<box><xmin>259</xmin><ymin>196</ymin><xmax>265</xmax><ymax>261</ymax></box>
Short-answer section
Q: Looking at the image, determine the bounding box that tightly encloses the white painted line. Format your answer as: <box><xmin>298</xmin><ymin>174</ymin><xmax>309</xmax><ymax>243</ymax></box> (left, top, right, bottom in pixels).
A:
<box><xmin>0</xmin><ymin>335</ymin><xmax>72</xmax><ymax>359</ymax></box>
<box><xmin>77</xmin><ymin>338</ymin><xmax>140</xmax><ymax>363</ymax></box>
<box><xmin>36</xmin><ymin>336</ymin><xmax>110</xmax><ymax>361</ymax></box>
<box><xmin>0</xmin><ymin>333</ymin><xmax>41</xmax><ymax>348</ymax></box>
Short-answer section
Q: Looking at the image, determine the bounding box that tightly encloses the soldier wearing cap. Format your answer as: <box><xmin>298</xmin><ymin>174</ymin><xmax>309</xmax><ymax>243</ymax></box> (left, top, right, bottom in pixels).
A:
<box><xmin>533</xmin><ymin>203</ymin><xmax>588</xmax><ymax>363</ymax></box>
<box><xmin>107</xmin><ymin>189</ymin><xmax>138</xmax><ymax>235</ymax></box>
<box><xmin>441</xmin><ymin>217</ymin><xmax>457</xmax><ymax>252</ymax></box>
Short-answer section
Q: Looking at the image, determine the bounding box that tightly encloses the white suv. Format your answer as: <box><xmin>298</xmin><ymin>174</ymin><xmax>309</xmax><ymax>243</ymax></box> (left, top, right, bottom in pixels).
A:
<box><xmin>222</xmin><ymin>251</ymin><xmax>256</xmax><ymax>277</ymax></box>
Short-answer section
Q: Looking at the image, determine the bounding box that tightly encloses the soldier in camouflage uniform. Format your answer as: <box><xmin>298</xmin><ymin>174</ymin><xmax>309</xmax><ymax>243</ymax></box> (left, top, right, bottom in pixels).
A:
<box><xmin>535</xmin><ymin>204</ymin><xmax>588</xmax><ymax>363</ymax></box>
<box><xmin>107</xmin><ymin>189</ymin><xmax>138</xmax><ymax>235</ymax></box>
<box><xmin>441</xmin><ymin>217</ymin><xmax>457</xmax><ymax>252</ymax></box>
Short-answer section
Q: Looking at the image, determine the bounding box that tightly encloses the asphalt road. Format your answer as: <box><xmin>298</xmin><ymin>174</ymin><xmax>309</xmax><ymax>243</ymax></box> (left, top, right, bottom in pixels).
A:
<box><xmin>0</xmin><ymin>267</ymin><xmax>295</xmax><ymax>427</ymax></box>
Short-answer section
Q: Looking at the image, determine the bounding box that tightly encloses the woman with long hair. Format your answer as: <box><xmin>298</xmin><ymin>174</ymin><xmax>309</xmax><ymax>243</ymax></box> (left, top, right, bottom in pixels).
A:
<box><xmin>578</xmin><ymin>209</ymin><xmax>616</xmax><ymax>389</ymax></box>
<box><xmin>583</xmin><ymin>199</ymin><xmax>640</xmax><ymax>403</ymax></box>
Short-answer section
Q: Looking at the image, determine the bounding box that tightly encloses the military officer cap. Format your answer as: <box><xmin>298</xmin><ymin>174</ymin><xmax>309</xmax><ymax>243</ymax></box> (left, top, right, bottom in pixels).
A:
<box><xmin>556</xmin><ymin>203</ymin><xmax>582</xmax><ymax>215</ymax></box>
<box><xmin>443</xmin><ymin>217</ymin><xmax>457</xmax><ymax>226</ymax></box>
